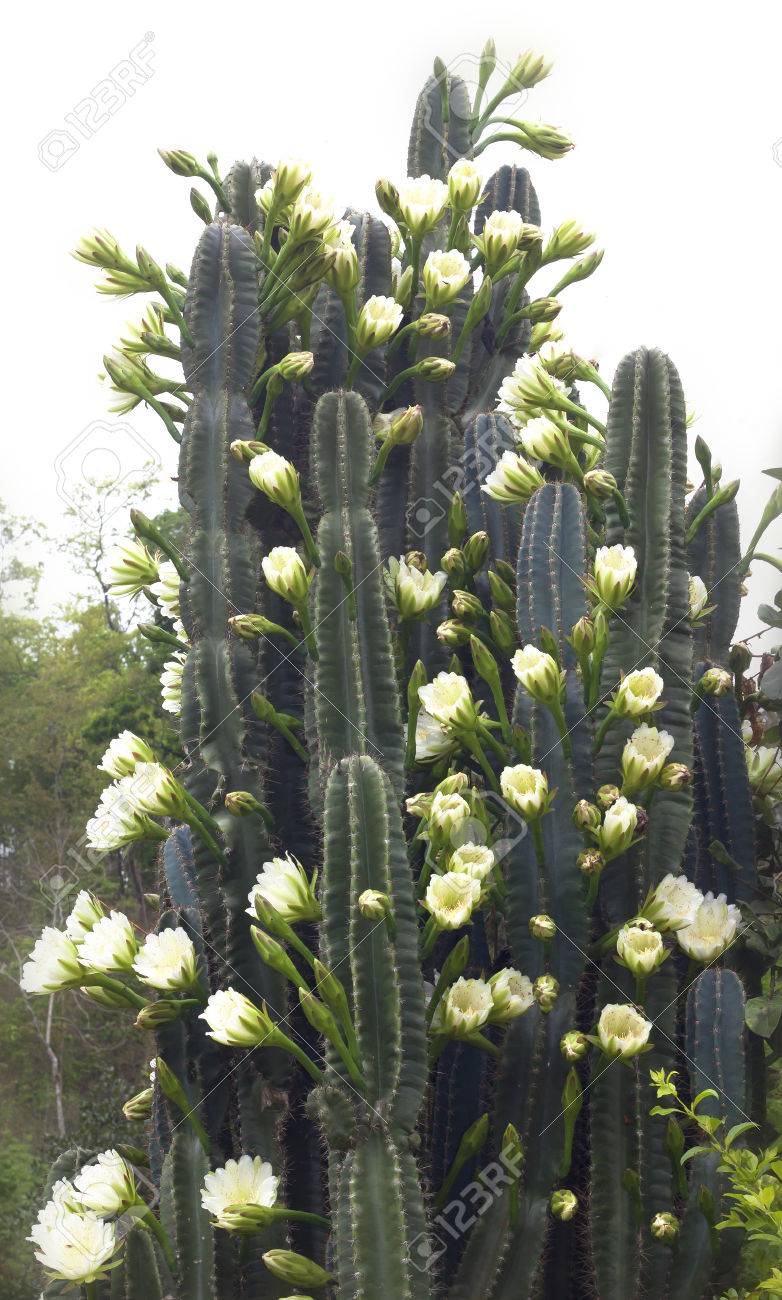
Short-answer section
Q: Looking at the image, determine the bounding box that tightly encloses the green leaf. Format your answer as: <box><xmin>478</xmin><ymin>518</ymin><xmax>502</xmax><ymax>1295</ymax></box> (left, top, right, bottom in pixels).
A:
<box><xmin>679</xmin><ymin>1145</ymin><xmax>712</xmax><ymax>1165</ymax></box>
<box><xmin>746</xmin><ymin>993</ymin><xmax>782</xmax><ymax>1038</ymax></box>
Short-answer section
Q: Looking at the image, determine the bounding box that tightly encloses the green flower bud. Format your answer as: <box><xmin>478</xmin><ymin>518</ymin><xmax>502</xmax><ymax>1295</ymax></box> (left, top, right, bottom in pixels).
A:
<box><xmin>596</xmin><ymin>784</ymin><xmax>621</xmax><ymax>809</ymax></box>
<box><xmin>729</xmin><ymin>642</ymin><xmax>752</xmax><ymax>675</ymax></box>
<box><xmin>527</xmin><ymin>296</ymin><xmax>562</xmax><ymax>323</ymax></box>
<box><xmin>698</xmin><ymin>667</ymin><xmax>731</xmax><ymax>697</ymax></box>
<box><xmin>577</xmin><ymin>849</ymin><xmax>605</xmax><ymax>878</ymax></box>
<box><xmin>650</xmin><ymin>1211</ymin><xmax>679</xmax><ymax>1242</ymax></box>
<box><xmin>448</xmin><ymin>492</ymin><xmax>468</xmax><ymax>546</ymax></box>
<box><xmin>230</xmin><ymin>438</ymin><xmax>268</xmax><ymax>463</ymax></box>
<box><xmin>225</xmin><ymin>790</ymin><xmax>265</xmax><ymax>817</ymax></box>
<box><xmin>550</xmin><ymin>1188</ymin><xmax>578</xmax><ymax>1221</ymax></box>
<box><xmin>375</xmin><ymin>178</ymin><xmax>401</xmax><ymax>221</ymax></box>
<box><xmin>529</xmin><ymin>913</ymin><xmax>556</xmax><ymax>941</ymax></box>
<box><xmin>573</xmin><ymin>799</ymin><xmax>601</xmax><ymax>832</ymax></box>
<box><xmin>437</xmin><ymin>620</ymin><xmax>472</xmax><ymax>647</ymax></box>
<box><xmin>122</xmin><ymin>1087</ymin><xmax>154</xmax><ymax>1121</ymax></box>
<box><xmin>135</xmin><ymin>999</ymin><xmax>189</xmax><ymax>1029</ymax></box>
<box><xmin>417</xmin><ymin>356</ymin><xmax>456</xmax><ymax>382</ymax></box>
<box><xmin>190</xmin><ymin>188</ymin><xmax>213</xmax><ymax>224</ymax></box>
<box><xmin>262</xmin><ymin>1249</ymin><xmax>334</xmax><ymax>1289</ymax></box>
<box><xmin>583</xmin><ymin>468</ymin><xmax>619</xmax><ymax>501</ymax></box>
<box><xmin>533</xmin><ymin>973</ymin><xmax>559</xmax><ymax>1011</ymax></box>
<box><xmin>489</xmin><ymin>610</ymin><xmax>516</xmax><ymax>654</ymax></box>
<box><xmin>560</xmin><ymin>1030</ymin><xmax>589</xmax><ymax>1062</ymax></box>
<box><xmin>488</xmin><ymin>570</ymin><xmax>515</xmax><ymax>612</ymax></box>
<box><xmin>441</xmin><ymin>547</ymin><xmax>468</xmax><ymax>582</ymax></box>
<box><xmin>357</xmin><ymin>889</ymin><xmax>391</xmax><ymax>921</ymax></box>
<box><xmin>277</xmin><ymin>350</ymin><xmax>315</xmax><ymax>381</ymax></box>
<box><xmin>452</xmin><ymin>590</ymin><xmax>484</xmax><ymax>622</ymax></box>
<box><xmin>658</xmin><ymin>762</ymin><xmax>692</xmax><ymax>791</ymax></box>
<box><xmin>416</xmin><ymin>312</ymin><xmax>451</xmax><ymax>339</ymax></box>
<box><xmin>463</xmin><ymin>531</ymin><xmax>490</xmax><ymax>573</ymax></box>
<box><xmin>405</xmin><ymin>551</ymin><xmax>428</xmax><ymax>572</ymax></box>
<box><xmin>570</xmin><ymin>616</ymin><xmax>596</xmax><ymax>656</ymax></box>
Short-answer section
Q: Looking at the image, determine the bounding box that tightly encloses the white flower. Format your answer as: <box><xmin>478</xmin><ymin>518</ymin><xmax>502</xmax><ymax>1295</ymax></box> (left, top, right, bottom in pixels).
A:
<box><xmin>644</xmin><ymin>873</ymin><xmax>703</xmax><ymax>931</ymax></box>
<box><xmin>597</xmin><ymin>796</ymin><xmax>638</xmax><ymax>858</ymax></box>
<box><xmin>616</xmin><ymin>921</ymin><xmax>665</xmax><ymax>975</ymax></box>
<box><xmin>544</xmin><ymin>219</ymin><xmax>595</xmax><ymax>262</ymax></box>
<box><xmin>440</xmin><ymin>976</ymin><xmax>493</xmax><ymax>1035</ymax></box>
<box><xmin>688</xmin><ymin>574</ymin><xmax>708</xmax><ymax>619</ymax></box>
<box><xmin>519</xmin><ymin>415</ymin><xmax>574</xmax><ymax>472</ymax></box>
<box><xmin>621</xmin><ymin>724</ymin><xmax>674</xmax><ymax>793</ymax></box>
<box><xmin>418</xmin><ymin>672</ymin><xmax>477</xmax><ymax>730</ymax></box>
<box><xmin>746</xmin><ymin>745</ymin><xmax>782</xmax><ymax>796</ymax></box>
<box><xmin>500</xmin><ymin>764</ymin><xmax>549</xmax><ymax>820</ymax></box>
<box><xmin>497</xmin><ymin>355</ymin><xmax>567</xmax><ymax>426</ymax></box>
<box><xmin>593</xmin><ymin>545</ymin><xmax>637</xmax><ymax>610</ymax></box>
<box><xmin>28</xmin><ymin>1204</ymin><xmax>118</xmax><ymax>1283</ymax></box>
<box><xmin>398</xmin><ymin>175</ymin><xmax>448</xmax><ymax>237</ymax></box>
<box><xmin>201</xmin><ymin>1154</ymin><xmax>279</xmax><ymax>1229</ymax></box>
<box><xmin>262</xmin><ymin>546</ymin><xmax>310</xmax><ymax>605</ymax></box>
<box><xmin>477</xmin><ymin>209</ymin><xmax>525</xmax><ymax>273</ymax></box>
<box><xmin>447</xmin><ymin>159</ymin><xmax>482</xmax><ymax>211</ymax></box>
<box><xmin>355</xmin><ymin>294</ymin><xmax>404</xmax><ymax>351</ymax></box>
<box><xmin>488</xmin><ymin>968</ymin><xmax>534</xmax><ymax>1022</ymax></box>
<box><xmin>133</xmin><ymin>928</ymin><xmax>198</xmax><ymax>990</ymax></box>
<box><xmin>271</xmin><ymin>158</ymin><xmax>312</xmax><ymax>205</ymax></box>
<box><xmin>613</xmin><ymin>667</ymin><xmax>665</xmax><ymax>718</ymax></box>
<box><xmin>106</xmin><ymin>538</ymin><xmax>158</xmax><ymax>598</ymax></box>
<box><xmin>248</xmin><ymin>450</ymin><xmax>300</xmax><ymax>510</ymax></box>
<box><xmin>86</xmin><ymin>777</ymin><xmax>160</xmax><ymax>852</ymax></box>
<box><xmin>98</xmin><ymin>730</ymin><xmax>155</xmax><ymax>779</ymax></box>
<box><xmin>429</xmin><ymin>791</ymin><xmax>471</xmax><ymax>842</ymax></box>
<box><xmin>64</xmin><ymin>891</ymin><xmax>105</xmax><ymax>941</ymax></box>
<box><xmin>20</xmin><ymin>928</ymin><xmax>82</xmax><ymax>994</ymax></box>
<box><xmin>415</xmin><ymin>710</ymin><xmax>457</xmax><ymax>763</ymax></box>
<box><xmin>449</xmin><ymin>844</ymin><xmax>496</xmax><ymax>881</ymax></box>
<box><xmin>73</xmin><ymin>1150</ymin><xmax>137</xmax><ymax>1216</ymax></box>
<box><xmin>78</xmin><ymin>911</ymin><xmax>138</xmax><ymax>972</ymax></box>
<box><xmin>161</xmin><ymin>653</ymin><xmax>186</xmax><ymax>715</ymax></box>
<box><xmin>482</xmin><ymin>450</ymin><xmax>544</xmax><ymax>503</ymax></box>
<box><xmin>150</xmin><ymin>559</ymin><xmax>181</xmax><ymax>620</ymax></box>
<box><xmin>247</xmin><ymin>855</ymin><xmax>320</xmax><ymax>923</ymax></box>
<box><xmin>677</xmin><ymin>892</ymin><xmax>742</xmax><ymax>963</ymax></box>
<box><xmin>289</xmin><ymin>184</ymin><xmax>338</xmax><ymax>238</ymax></box>
<box><xmin>127</xmin><ymin>762</ymin><xmax>186</xmax><ymax>818</ymax></box>
<box><xmin>200</xmin><ymin>988</ymin><xmax>270</xmax><ymax>1046</ymax></box>
<box><xmin>597</xmin><ymin>1002</ymin><xmax>652</xmax><ymax>1059</ymax></box>
<box><xmin>511</xmin><ymin>644</ymin><xmax>563</xmax><ymax>704</ymax></box>
<box><xmin>392</xmin><ymin>557</ymin><xmax>447</xmax><ymax>618</ymax></box>
<box><xmin>423</xmin><ymin>872</ymin><xmax>481</xmax><ymax>929</ymax></box>
<box><xmin>422</xmin><ymin>249</ymin><xmax>471</xmax><ymax>308</ymax></box>
<box><xmin>325</xmin><ymin>219</ymin><xmax>359</xmax><ymax>293</ymax></box>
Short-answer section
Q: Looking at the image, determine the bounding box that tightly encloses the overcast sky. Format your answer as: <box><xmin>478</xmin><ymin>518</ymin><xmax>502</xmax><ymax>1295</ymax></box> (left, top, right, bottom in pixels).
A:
<box><xmin>5</xmin><ymin>0</ymin><xmax>780</xmax><ymax>637</ymax></box>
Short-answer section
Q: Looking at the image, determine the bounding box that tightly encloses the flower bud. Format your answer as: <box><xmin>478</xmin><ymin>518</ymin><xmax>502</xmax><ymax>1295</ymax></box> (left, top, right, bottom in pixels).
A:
<box><xmin>358</xmin><ymin>889</ymin><xmax>391</xmax><ymax>921</ymax></box>
<box><xmin>550</xmin><ymin>1189</ymin><xmax>578</xmax><ymax>1221</ymax></box>
<box><xmin>533</xmin><ymin>973</ymin><xmax>559</xmax><ymax>1011</ymax></box>
<box><xmin>441</xmin><ymin>548</ymin><xmax>468</xmax><ymax>582</ymax></box>
<box><xmin>230</xmin><ymin>438</ymin><xmax>268</xmax><ymax>463</ymax></box>
<box><xmin>583</xmin><ymin>469</ymin><xmax>619</xmax><ymax>500</ymax></box>
<box><xmin>249</xmin><ymin>450</ymin><xmax>301</xmax><ymax>511</ymax></box>
<box><xmin>158</xmin><ymin>148</ymin><xmax>200</xmax><ymax>177</ymax></box>
<box><xmin>529</xmin><ymin>914</ymin><xmax>556</xmax><ymax>942</ymax></box>
<box><xmin>405</xmin><ymin>550</ymin><xmax>428</xmax><ymax>572</ymax></box>
<box><xmin>379</xmin><ymin>405</ymin><xmax>423</xmax><ymax>447</ymax></box>
<box><xmin>355</xmin><ymin>295</ymin><xmax>404</xmax><ymax>352</ymax></box>
<box><xmin>687</xmin><ymin>573</ymin><xmax>708</xmax><ymax>619</ymax></box>
<box><xmin>438</xmin><ymin>620</ymin><xmax>471</xmax><ymax>647</ymax></box>
<box><xmin>577</xmin><ymin>849</ymin><xmax>605</xmax><ymax>878</ymax></box>
<box><xmin>452</xmin><ymin>590</ymin><xmax>484</xmax><ymax>622</ymax></box>
<box><xmin>272</xmin><ymin>158</ymin><xmax>312</xmax><ymax>205</ymax></box>
<box><xmin>393</xmin><ymin>264</ymin><xmax>415</xmax><ymax>308</ymax></box>
<box><xmin>526</xmin><ymin>297</ymin><xmax>562</xmax><ymax>323</ymax></box>
<box><xmin>430</xmin><ymin>791</ymin><xmax>472</xmax><ymax>841</ymax></box>
<box><xmin>488</xmin><ymin>570</ymin><xmax>516</xmax><ymax>612</ymax></box>
<box><xmin>698</xmin><ymin>667</ymin><xmax>731</xmax><ymax>697</ymax></box>
<box><xmin>262</xmin><ymin>546</ymin><xmax>311</xmax><ymax>605</ymax></box>
<box><xmin>416</xmin><ymin>312</ymin><xmax>451</xmax><ymax>338</ymax></box>
<box><xmin>490</xmin><ymin>610</ymin><xmax>516</xmax><ymax>654</ymax></box>
<box><xmin>650</xmin><ymin>1211</ymin><xmax>679</xmax><ymax>1242</ymax></box>
<box><xmin>596</xmin><ymin>784</ymin><xmax>620</xmax><ymax>809</ymax></box>
<box><xmin>277</xmin><ymin>350</ymin><xmax>314</xmax><ymax>381</ymax></box>
<box><xmin>560</xmin><ymin>1030</ymin><xmax>589</xmax><ymax>1062</ymax></box>
<box><xmin>570</xmin><ymin>616</ymin><xmax>596</xmax><ymax>657</ymax></box>
<box><xmin>729</xmin><ymin>642</ymin><xmax>752</xmax><ymax>675</ymax></box>
<box><xmin>417</xmin><ymin>356</ymin><xmax>456</xmax><ymax>382</ymax></box>
<box><xmin>463</xmin><ymin>531</ymin><xmax>490</xmax><ymax>573</ymax></box>
<box><xmin>597</xmin><ymin>797</ymin><xmax>639</xmax><ymax>859</ymax></box>
<box><xmin>543</xmin><ymin>220</ymin><xmax>594</xmax><ymax>262</ymax></box>
<box><xmin>447</xmin><ymin>158</ymin><xmax>483</xmax><ymax>211</ymax></box>
<box><xmin>511</xmin><ymin>645</ymin><xmax>564</xmax><ymax>705</ymax></box>
<box><xmin>482</xmin><ymin>451</ymin><xmax>544</xmax><ymax>504</ymax></box>
<box><xmin>658</xmin><ymin>762</ymin><xmax>692</xmax><ymax>791</ymax></box>
<box><xmin>262</xmin><ymin>1250</ymin><xmax>333</xmax><ymax>1289</ymax></box>
<box><xmin>135</xmin><ymin>999</ymin><xmax>189</xmax><ymax>1030</ymax></box>
<box><xmin>224</xmin><ymin>791</ymin><xmax>263</xmax><ymax>818</ymax></box>
<box><xmin>519</xmin><ymin>416</ymin><xmax>575</xmax><ymax>472</ymax></box>
<box><xmin>122</xmin><ymin>1086</ymin><xmax>153</xmax><ymax>1121</ymax></box>
<box><xmin>573</xmin><ymin>800</ymin><xmax>601</xmax><ymax>832</ymax></box>
<box><xmin>375</xmin><ymin>177</ymin><xmax>401</xmax><ymax>221</ymax></box>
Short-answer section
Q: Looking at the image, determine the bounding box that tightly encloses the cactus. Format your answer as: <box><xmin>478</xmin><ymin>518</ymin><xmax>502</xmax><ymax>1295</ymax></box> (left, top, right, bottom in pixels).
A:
<box><xmin>27</xmin><ymin>40</ymin><xmax>778</xmax><ymax>1300</ymax></box>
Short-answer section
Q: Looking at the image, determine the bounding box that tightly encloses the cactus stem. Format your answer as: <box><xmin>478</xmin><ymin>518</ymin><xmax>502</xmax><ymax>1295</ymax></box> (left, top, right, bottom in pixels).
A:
<box><xmin>531</xmin><ymin>818</ymin><xmax>546</xmax><ymax>869</ymax></box>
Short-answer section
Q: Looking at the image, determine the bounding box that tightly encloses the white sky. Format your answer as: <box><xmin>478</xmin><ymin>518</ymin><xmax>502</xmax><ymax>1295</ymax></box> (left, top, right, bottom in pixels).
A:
<box><xmin>4</xmin><ymin>0</ymin><xmax>781</xmax><ymax>636</ymax></box>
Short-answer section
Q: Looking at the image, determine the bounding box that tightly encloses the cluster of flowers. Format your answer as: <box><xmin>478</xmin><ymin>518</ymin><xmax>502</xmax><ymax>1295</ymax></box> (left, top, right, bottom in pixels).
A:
<box><xmin>28</xmin><ymin>1151</ymin><xmax>142</xmax><ymax>1284</ymax></box>
<box><xmin>618</xmin><ymin>872</ymin><xmax>742</xmax><ymax>970</ymax></box>
<box><xmin>107</xmin><ymin>541</ymin><xmax>186</xmax><ymax>715</ymax></box>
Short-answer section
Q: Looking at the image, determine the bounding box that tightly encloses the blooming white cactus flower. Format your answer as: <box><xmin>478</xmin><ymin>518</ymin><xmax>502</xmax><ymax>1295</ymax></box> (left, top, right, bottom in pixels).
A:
<box><xmin>592</xmin><ymin>544</ymin><xmax>637</xmax><ymax>609</ymax></box>
<box><xmin>447</xmin><ymin>158</ymin><xmax>482</xmax><ymax>210</ymax></box>
<box><xmin>415</xmin><ymin>710</ymin><xmax>457</xmax><ymax>763</ymax></box>
<box><xmin>248</xmin><ymin>450</ymin><xmax>301</xmax><ymax>510</ymax></box>
<box><xmin>597</xmin><ymin>796</ymin><xmax>638</xmax><ymax>858</ymax></box>
<box><xmin>73</xmin><ymin>1149</ymin><xmax>138</xmax><ymax>1215</ymax></box>
<box><xmin>127</xmin><ymin>762</ymin><xmax>187</xmax><ymax>819</ymax></box>
<box><xmin>746</xmin><ymin>745</ymin><xmax>782</xmax><ymax>796</ymax></box>
<box><xmin>355</xmin><ymin>294</ymin><xmax>404</xmax><ymax>351</ymax></box>
<box><xmin>482</xmin><ymin>450</ymin><xmax>544</xmax><ymax>503</ymax></box>
<box><xmin>511</xmin><ymin>644</ymin><xmax>564</xmax><ymax>704</ymax></box>
<box><xmin>77</xmin><ymin>911</ymin><xmax>138</xmax><ymax>972</ymax></box>
<box><xmin>543</xmin><ymin>219</ymin><xmax>595</xmax><ymax>262</ymax></box>
<box><xmin>500</xmin><ymin>764</ymin><xmax>549</xmax><ymax>820</ymax></box>
<box><xmin>429</xmin><ymin>790</ymin><xmax>471</xmax><ymax>842</ymax></box>
<box><xmin>476</xmin><ymin>209</ymin><xmax>528</xmax><ymax>273</ymax></box>
<box><xmin>106</xmin><ymin>538</ymin><xmax>158</xmax><ymax>598</ymax></box>
<box><xmin>518</xmin><ymin>415</ymin><xmax>574</xmax><ymax>472</ymax></box>
<box><xmin>150</xmin><ymin>559</ymin><xmax>181</xmax><ymax>620</ymax></box>
<box><xmin>688</xmin><ymin>574</ymin><xmax>708</xmax><ymax>619</ymax></box>
<box><xmin>422</xmin><ymin>248</ymin><xmax>471</xmax><ymax>308</ymax></box>
<box><xmin>621</xmin><ymin>724</ymin><xmax>675</xmax><ymax>793</ymax></box>
<box><xmin>64</xmin><ymin>890</ymin><xmax>105</xmax><ymax>941</ymax></box>
<box><xmin>392</xmin><ymin>557</ymin><xmax>447</xmax><ymax>618</ymax></box>
<box><xmin>612</xmin><ymin>667</ymin><xmax>665</xmax><ymax>718</ymax></box>
<box><xmin>398</xmin><ymin>175</ymin><xmax>448</xmax><ymax>237</ymax></box>
<box><xmin>133</xmin><ymin>927</ymin><xmax>198</xmax><ymax>991</ymax></box>
<box><xmin>28</xmin><ymin>1203</ymin><xmax>119</xmax><ymax>1283</ymax></box>
<box><xmin>497</xmin><ymin>355</ymin><xmax>568</xmax><ymax>426</ymax></box>
<box><xmin>325</xmin><ymin>218</ymin><xmax>359</xmax><ymax>293</ymax></box>
<box><xmin>423</xmin><ymin>872</ymin><xmax>481</xmax><ymax>930</ymax></box>
<box><xmin>20</xmin><ymin>927</ymin><xmax>83</xmax><ymax>994</ymax></box>
<box><xmin>643</xmin><ymin>873</ymin><xmax>703</xmax><ymax>931</ymax></box>
<box><xmin>160</xmin><ymin>653</ymin><xmax>186</xmax><ymax>715</ymax></box>
<box><xmin>288</xmin><ymin>184</ymin><xmax>338</xmax><ymax>238</ymax></box>
<box><xmin>86</xmin><ymin>777</ymin><xmax>162</xmax><ymax>852</ymax></box>
<box><xmin>201</xmin><ymin>1154</ymin><xmax>279</xmax><ymax>1229</ymax></box>
<box><xmin>616</xmin><ymin>921</ymin><xmax>665</xmax><ymax>975</ymax></box>
<box><xmin>247</xmin><ymin>855</ymin><xmax>321</xmax><ymax>923</ymax></box>
<box><xmin>440</xmin><ymin>976</ymin><xmax>494</xmax><ymax>1035</ymax></box>
<box><xmin>676</xmin><ymin>892</ymin><xmax>742</xmax><ymax>963</ymax></box>
<box><xmin>449</xmin><ymin>843</ymin><xmax>496</xmax><ymax>882</ymax></box>
<box><xmin>271</xmin><ymin>158</ymin><xmax>312</xmax><ymax>205</ymax></box>
<box><xmin>98</xmin><ymin>730</ymin><xmax>155</xmax><ymax>779</ymax></box>
<box><xmin>597</xmin><ymin>1002</ymin><xmax>652</xmax><ymax>1059</ymax></box>
<box><xmin>200</xmin><ymin>989</ymin><xmax>270</xmax><ymax>1046</ymax></box>
<box><xmin>418</xmin><ymin>672</ymin><xmax>478</xmax><ymax>730</ymax></box>
<box><xmin>262</xmin><ymin>546</ymin><xmax>310</xmax><ymax>605</ymax></box>
<box><xmin>488</xmin><ymin>968</ymin><xmax>534</xmax><ymax>1021</ymax></box>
